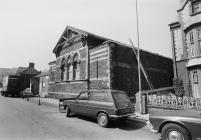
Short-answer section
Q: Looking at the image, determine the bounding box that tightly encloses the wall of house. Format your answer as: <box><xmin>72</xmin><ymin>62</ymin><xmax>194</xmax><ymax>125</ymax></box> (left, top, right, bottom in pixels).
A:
<box><xmin>110</xmin><ymin>43</ymin><xmax>173</xmax><ymax>96</ymax></box>
<box><xmin>39</xmin><ymin>75</ymin><xmax>49</xmax><ymax>97</ymax></box>
<box><xmin>172</xmin><ymin>0</ymin><xmax>201</xmax><ymax>97</ymax></box>
<box><xmin>176</xmin><ymin>60</ymin><xmax>191</xmax><ymax>94</ymax></box>
<box><xmin>48</xmin><ymin>38</ymin><xmax>88</xmax><ymax>97</ymax></box>
<box><xmin>172</xmin><ymin>28</ymin><xmax>184</xmax><ymax>61</ymax></box>
<box><xmin>179</xmin><ymin>1</ymin><xmax>201</xmax><ymax>30</ymax></box>
<box><xmin>89</xmin><ymin>43</ymin><xmax>110</xmax><ymax>90</ymax></box>
<box><xmin>110</xmin><ymin>44</ymin><xmax>138</xmax><ymax>96</ymax></box>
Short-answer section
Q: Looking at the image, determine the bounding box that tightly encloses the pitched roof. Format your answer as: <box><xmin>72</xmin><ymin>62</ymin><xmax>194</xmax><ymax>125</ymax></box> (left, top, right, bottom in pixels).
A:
<box><xmin>53</xmin><ymin>26</ymin><xmax>172</xmax><ymax>60</ymax></box>
<box><xmin>16</xmin><ymin>67</ymin><xmax>27</xmax><ymax>76</ymax></box>
<box><xmin>53</xmin><ymin>26</ymin><xmax>109</xmax><ymax>53</ymax></box>
<box><xmin>21</xmin><ymin>68</ymin><xmax>40</xmax><ymax>76</ymax></box>
<box><xmin>36</xmin><ymin>71</ymin><xmax>49</xmax><ymax>77</ymax></box>
<box><xmin>16</xmin><ymin>66</ymin><xmax>40</xmax><ymax>76</ymax></box>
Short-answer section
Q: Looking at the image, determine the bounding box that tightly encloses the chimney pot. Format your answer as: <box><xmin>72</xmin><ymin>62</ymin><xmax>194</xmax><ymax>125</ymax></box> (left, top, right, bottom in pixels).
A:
<box><xmin>29</xmin><ymin>62</ymin><xmax>35</xmax><ymax>68</ymax></box>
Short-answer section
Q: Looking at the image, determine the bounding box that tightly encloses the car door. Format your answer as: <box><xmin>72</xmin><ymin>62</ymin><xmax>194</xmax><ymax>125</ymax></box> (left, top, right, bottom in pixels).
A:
<box><xmin>73</xmin><ymin>91</ymin><xmax>89</xmax><ymax>115</ymax></box>
<box><xmin>87</xmin><ymin>91</ymin><xmax>108</xmax><ymax>117</ymax></box>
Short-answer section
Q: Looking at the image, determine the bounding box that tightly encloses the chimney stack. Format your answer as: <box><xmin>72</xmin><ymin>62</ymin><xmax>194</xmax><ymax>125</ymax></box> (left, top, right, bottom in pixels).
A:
<box><xmin>29</xmin><ymin>62</ymin><xmax>35</xmax><ymax>68</ymax></box>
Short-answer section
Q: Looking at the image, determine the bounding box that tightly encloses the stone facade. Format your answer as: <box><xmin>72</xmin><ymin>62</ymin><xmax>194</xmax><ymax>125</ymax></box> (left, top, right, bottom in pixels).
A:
<box><xmin>37</xmin><ymin>71</ymin><xmax>49</xmax><ymax>97</ymax></box>
<box><xmin>49</xmin><ymin>26</ymin><xmax>173</xmax><ymax>98</ymax></box>
<box><xmin>170</xmin><ymin>0</ymin><xmax>201</xmax><ymax>98</ymax></box>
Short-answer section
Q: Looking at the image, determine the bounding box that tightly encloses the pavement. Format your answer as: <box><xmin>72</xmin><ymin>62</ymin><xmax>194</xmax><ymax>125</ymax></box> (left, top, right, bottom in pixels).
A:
<box><xmin>27</xmin><ymin>97</ymin><xmax>149</xmax><ymax>123</ymax></box>
<box><xmin>0</xmin><ymin>96</ymin><xmax>159</xmax><ymax>140</ymax></box>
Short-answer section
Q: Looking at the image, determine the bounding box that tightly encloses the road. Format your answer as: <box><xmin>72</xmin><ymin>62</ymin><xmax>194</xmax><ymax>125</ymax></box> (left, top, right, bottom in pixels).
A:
<box><xmin>0</xmin><ymin>96</ymin><xmax>160</xmax><ymax>140</ymax></box>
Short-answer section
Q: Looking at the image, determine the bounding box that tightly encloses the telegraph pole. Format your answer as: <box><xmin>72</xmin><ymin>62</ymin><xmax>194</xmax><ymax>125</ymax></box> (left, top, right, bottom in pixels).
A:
<box><xmin>135</xmin><ymin>0</ymin><xmax>142</xmax><ymax>114</ymax></box>
<box><xmin>136</xmin><ymin>0</ymin><xmax>141</xmax><ymax>92</ymax></box>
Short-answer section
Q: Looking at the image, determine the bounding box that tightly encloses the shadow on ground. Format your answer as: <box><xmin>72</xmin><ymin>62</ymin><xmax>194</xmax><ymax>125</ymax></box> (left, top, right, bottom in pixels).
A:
<box><xmin>63</xmin><ymin>114</ymin><xmax>147</xmax><ymax>131</ymax></box>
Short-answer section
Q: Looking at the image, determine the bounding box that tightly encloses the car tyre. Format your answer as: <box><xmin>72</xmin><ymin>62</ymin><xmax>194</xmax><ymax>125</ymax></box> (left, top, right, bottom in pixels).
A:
<box><xmin>97</xmin><ymin>113</ymin><xmax>109</xmax><ymax>127</ymax></box>
<box><xmin>65</xmin><ymin>106</ymin><xmax>71</xmax><ymax>117</ymax></box>
<box><xmin>161</xmin><ymin>123</ymin><xmax>190</xmax><ymax>140</ymax></box>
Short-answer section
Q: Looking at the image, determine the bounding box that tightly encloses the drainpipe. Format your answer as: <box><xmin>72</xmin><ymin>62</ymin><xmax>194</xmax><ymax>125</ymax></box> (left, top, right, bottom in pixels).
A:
<box><xmin>85</xmin><ymin>39</ymin><xmax>90</xmax><ymax>90</ymax></box>
<box><xmin>30</xmin><ymin>77</ymin><xmax>32</xmax><ymax>92</ymax></box>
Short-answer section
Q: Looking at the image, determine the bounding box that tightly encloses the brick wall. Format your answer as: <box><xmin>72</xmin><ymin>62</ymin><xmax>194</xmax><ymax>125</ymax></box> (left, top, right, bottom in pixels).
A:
<box><xmin>110</xmin><ymin>43</ymin><xmax>173</xmax><ymax>96</ymax></box>
<box><xmin>110</xmin><ymin>44</ymin><xmax>138</xmax><ymax>96</ymax></box>
<box><xmin>48</xmin><ymin>82</ymin><xmax>87</xmax><ymax>93</ymax></box>
<box><xmin>89</xmin><ymin>43</ymin><xmax>109</xmax><ymax>89</ymax></box>
<box><xmin>48</xmin><ymin>37</ymin><xmax>88</xmax><ymax>96</ymax></box>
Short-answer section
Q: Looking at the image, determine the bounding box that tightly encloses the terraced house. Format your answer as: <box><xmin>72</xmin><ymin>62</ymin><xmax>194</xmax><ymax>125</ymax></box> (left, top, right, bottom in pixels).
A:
<box><xmin>48</xmin><ymin>26</ymin><xmax>173</xmax><ymax>99</ymax></box>
<box><xmin>170</xmin><ymin>0</ymin><xmax>201</xmax><ymax>98</ymax></box>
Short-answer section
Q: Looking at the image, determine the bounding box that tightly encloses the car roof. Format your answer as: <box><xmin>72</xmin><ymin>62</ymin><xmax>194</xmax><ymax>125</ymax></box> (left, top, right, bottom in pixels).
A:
<box><xmin>80</xmin><ymin>89</ymin><xmax>126</xmax><ymax>93</ymax></box>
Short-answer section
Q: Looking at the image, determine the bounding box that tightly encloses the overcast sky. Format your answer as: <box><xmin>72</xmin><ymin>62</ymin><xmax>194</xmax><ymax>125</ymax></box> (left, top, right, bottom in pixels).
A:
<box><xmin>0</xmin><ymin>0</ymin><xmax>179</xmax><ymax>71</ymax></box>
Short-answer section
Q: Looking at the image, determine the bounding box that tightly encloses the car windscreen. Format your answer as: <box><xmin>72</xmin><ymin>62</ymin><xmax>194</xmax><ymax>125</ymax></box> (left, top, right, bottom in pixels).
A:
<box><xmin>112</xmin><ymin>91</ymin><xmax>132</xmax><ymax>108</ymax></box>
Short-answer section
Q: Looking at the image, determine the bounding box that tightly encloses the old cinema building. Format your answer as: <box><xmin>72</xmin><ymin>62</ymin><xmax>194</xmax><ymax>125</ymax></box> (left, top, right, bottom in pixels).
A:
<box><xmin>48</xmin><ymin>26</ymin><xmax>173</xmax><ymax>98</ymax></box>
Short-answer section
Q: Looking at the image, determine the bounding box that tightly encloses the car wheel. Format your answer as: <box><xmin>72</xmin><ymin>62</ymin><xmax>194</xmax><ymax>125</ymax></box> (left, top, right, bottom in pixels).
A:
<box><xmin>161</xmin><ymin>123</ymin><xmax>190</xmax><ymax>140</ymax></box>
<box><xmin>65</xmin><ymin>106</ymin><xmax>71</xmax><ymax>117</ymax></box>
<box><xmin>97</xmin><ymin>113</ymin><xmax>109</xmax><ymax>127</ymax></box>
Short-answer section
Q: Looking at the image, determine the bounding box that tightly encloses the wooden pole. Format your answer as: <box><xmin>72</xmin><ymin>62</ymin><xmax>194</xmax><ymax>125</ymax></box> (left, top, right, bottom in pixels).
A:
<box><xmin>136</xmin><ymin>0</ymin><xmax>142</xmax><ymax>114</ymax></box>
<box><xmin>136</xmin><ymin>0</ymin><xmax>141</xmax><ymax>92</ymax></box>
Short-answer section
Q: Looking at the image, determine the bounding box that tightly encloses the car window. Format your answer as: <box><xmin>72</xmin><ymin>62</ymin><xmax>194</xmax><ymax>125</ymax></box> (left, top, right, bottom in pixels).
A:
<box><xmin>78</xmin><ymin>92</ymin><xmax>89</xmax><ymax>100</ymax></box>
<box><xmin>112</xmin><ymin>91</ymin><xmax>131</xmax><ymax>108</ymax></box>
<box><xmin>89</xmin><ymin>91</ymin><xmax>113</xmax><ymax>102</ymax></box>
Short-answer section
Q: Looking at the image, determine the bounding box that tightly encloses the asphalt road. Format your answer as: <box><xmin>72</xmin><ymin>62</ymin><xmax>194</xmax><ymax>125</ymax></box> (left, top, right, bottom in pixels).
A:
<box><xmin>0</xmin><ymin>96</ymin><xmax>160</xmax><ymax>140</ymax></box>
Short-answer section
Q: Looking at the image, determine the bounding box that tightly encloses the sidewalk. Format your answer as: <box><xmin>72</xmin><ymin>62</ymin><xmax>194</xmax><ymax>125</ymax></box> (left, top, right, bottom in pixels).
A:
<box><xmin>27</xmin><ymin>97</ymin><xmax>149</xmax><ymax>123</ymax></box>
<box><xmin>28</xmin><ymin>97</ymin><xmax>59</xmax><ymax>108</ymax></box>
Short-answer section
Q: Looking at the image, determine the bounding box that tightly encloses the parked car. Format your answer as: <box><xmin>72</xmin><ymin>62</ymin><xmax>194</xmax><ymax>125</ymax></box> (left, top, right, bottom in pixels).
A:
<box><xmin>149</xmin><ymin>109</ymin><xmax>201</xmax><ymax>140</ymax></box>
<box><xmin>62</xmin><ymin>90</ymin><xmax>135</xmax><ymax>127</ymax></box>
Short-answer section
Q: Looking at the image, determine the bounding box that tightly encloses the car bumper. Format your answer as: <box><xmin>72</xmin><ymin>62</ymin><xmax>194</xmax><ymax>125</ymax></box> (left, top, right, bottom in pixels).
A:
<box><xmin>109</xmin><ymin>113</ymin><xmax>135</xmax><ymax>119</ymax></box>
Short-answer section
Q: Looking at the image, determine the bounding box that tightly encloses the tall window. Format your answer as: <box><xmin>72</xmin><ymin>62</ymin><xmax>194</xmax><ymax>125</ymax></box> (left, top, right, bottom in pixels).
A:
<box><xmin>73</xmin><ymin>53</ymin><xmax>80</xmax><ymax>80</ymax></box>
<box><xmin>192</xmin><ymin>1</ymin><xmax>201</xmax><ymax>14</ymax></box>
<box><xmin>66</xmin><ymin>56</ymin><xmax>71</xmax><ymax>80</ymax></box>
<box><xmin>198</xmin><ymin>29</ymin><xmax>201</xmax><ymax>39</ymax></box>
<box><xmin>190</xmin><ymin>31</ymin><xmax>194</xmax><ymax>44</ymax></box>
<box><xmin>191</xmin><ymin>46</ymin><xmax>195</xmax><ymax>57</ymax></box>
<box><xmin>198</xmin><ymin>29</ymin><xmax>201</xmax><ymax>54</ymax></box>
<box><xmin>192</xmin><ymin>70</ymin><xmax>200</xmax><ymax>98</ymax></box>
<box><xmin>60</xmin><ymin>58</ymin><xmax>66</xmax><ymax>81</ymax></box>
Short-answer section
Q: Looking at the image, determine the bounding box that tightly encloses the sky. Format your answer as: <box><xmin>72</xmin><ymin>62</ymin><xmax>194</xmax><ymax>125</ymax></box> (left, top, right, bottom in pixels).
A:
<box><xmin>0</xmin><ymin>0</ymin><xmax>179</xmax><ymax>71</ymax></box>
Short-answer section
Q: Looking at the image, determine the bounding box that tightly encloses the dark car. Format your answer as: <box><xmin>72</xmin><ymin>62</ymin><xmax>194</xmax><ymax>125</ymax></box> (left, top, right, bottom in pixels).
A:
<box><xmin>62</xmin><ymin>90</ymin><xmax>135</xmax><ymax>127</ymax></box>
<box><xmin>149</xmin><ymin>109</ymin><xmax>201</xmax><ymax>140</ymax></box>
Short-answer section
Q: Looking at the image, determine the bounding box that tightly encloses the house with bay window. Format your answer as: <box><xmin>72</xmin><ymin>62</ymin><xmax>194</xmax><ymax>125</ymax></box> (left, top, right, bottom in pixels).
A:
<box><xmin>48</xmin><ymin>26</ymin><xmax>173</xmax><ymax>99</ymax></box>
<box><xmin>170</xmin><ymin>0</ymin><xmax>201</xmax><ymax>98</ymax></box>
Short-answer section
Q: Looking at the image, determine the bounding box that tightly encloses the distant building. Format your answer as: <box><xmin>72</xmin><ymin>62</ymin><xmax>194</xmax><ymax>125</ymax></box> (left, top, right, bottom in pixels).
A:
<box><xmin>16</xmin><ymin>62</ymin><xmax>40</xmax><ymax>95</ymax></box>
<box><xmin>169</xmin><ymin>0</ymin><xmax>201</xmax><ymax>98</ymax></box>
<box><xmin>0</xmin><ymin>68</ymin><xmax>17</xmax><ymax>87</ymax></box>
<box><xmin>36</xmin><ymin>71</ymin><xmax>49</xmax><ymax>97</ymax></box>
<box><xmin>49</xmin><ymin>26</ymin><xmax>173</xmax><ymax>99</ymax></box>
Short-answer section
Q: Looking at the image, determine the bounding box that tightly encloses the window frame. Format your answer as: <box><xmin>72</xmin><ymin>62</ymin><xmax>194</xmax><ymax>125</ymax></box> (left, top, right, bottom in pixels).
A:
<box><xmin>60</xmin><ymin>57</ymin><xmax>66</xmax><ymax>81</ymax></box>
<box><xmin>192</xmin><ymin>0</ymin><xmax>201</xmax><ymax>15</ymax></box>
<box><xmin>72</xmin><ymin>53</ymin><xmax>80</xmax><ymax>80</ymax></box>
<box><xmin>190</xmin><ymin>31</ymin><xmax>194</xmax><ymax>44</ymax></box>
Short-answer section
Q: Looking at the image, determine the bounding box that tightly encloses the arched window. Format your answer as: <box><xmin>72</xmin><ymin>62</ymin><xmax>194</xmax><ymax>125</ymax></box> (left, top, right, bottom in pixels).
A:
<box><xmin>60</xmin><ymin>58</ymin><xmax>66</xmax><ymax>81</ymax></box>
<box><xmin>73</xmin><ymin>53</ymin><xmax>80</xmax><ymax>80</ymax></box>
<box><xmin>66</xmin><ymin>55</ymin><xmax>72</xmax><ymax>80</ymax></box>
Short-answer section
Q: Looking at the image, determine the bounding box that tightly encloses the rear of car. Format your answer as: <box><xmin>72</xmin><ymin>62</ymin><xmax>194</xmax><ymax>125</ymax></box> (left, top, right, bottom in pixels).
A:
<box><xmin>109</xmin><ymin>91</ymin><xmax>135</xmax><ymax>119</ymax></box>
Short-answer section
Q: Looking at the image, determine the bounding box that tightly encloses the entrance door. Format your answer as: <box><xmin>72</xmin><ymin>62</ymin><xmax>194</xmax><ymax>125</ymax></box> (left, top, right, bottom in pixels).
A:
<box><xmin>72</xmin><ymin>91</ymin><xmax>89</xmax><ymax>115</ymax></box>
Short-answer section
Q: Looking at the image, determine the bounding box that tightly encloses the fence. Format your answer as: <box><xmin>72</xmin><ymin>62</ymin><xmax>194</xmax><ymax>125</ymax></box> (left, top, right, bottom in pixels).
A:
<box><xmin>147</xmin><ymin>94</ymin><xmax>201</xmax><ymax>110</ymax></box>
<box><xmin>136</xmin><ymin>87</ymin><xmax>201</xmax><ymax>114</ymax></box>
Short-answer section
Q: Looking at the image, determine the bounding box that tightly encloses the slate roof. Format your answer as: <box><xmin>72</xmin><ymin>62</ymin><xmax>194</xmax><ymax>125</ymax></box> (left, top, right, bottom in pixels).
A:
<box><xmin>16</xmin><ymin>67</ymin><xmax>40</xmax><ymax>76</ymax></box>
<box><xmin>36</xmin><ymin>71</ymin><xmax>49</xmax><ymax>77</ymax></box>
<box><xmin>16</xmin><ymin>67</ymin><xmax>27</xmax><ymax>76</ymax></box>
<box><xmin>53</xmin><ymin>26</ymin><xmax>172</xmax><ymax>60</ymax></box>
